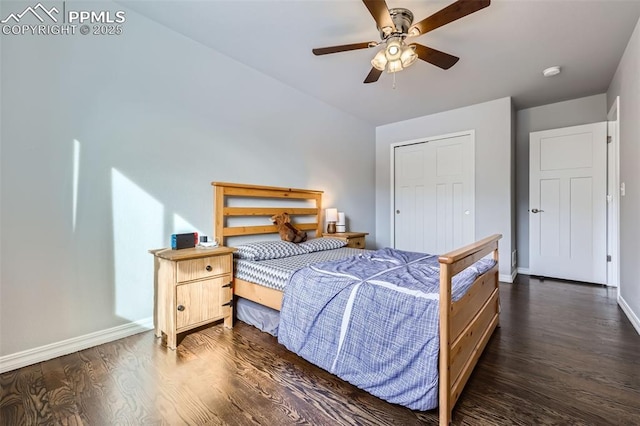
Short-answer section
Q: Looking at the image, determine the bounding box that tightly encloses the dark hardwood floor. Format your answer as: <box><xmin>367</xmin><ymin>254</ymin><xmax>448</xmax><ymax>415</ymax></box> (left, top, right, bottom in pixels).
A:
<box><xmin>2</xmin><ymin>276</ymin><xmax>640</xmax><ymax>425</ymax></box>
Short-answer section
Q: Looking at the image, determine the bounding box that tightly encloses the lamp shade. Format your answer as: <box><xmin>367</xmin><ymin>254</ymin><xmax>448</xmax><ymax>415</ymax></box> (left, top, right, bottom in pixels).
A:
<box><xmin>371</xmin><ymin>49</ymin><xmax>388</xmax><ymax>71</ymax></box>
<box><xmin>400</xmin><ymin>45</ymin><xmax>418</xmax><ymax>68</ymax></box>
<box><xmin>337</xmin><ymin>212</ymin><xmax>346</xmax><ymax>226</ymax></box>
<box><xmin>385</xmin><ymin>38</ymin><xmax>402</xmax><ymax>61</ymax></box>
<box><xmin>326</xmin><ymin>208</ymin><xmax>338</xmax><ymax>223</ymax></box>
<box><xmin>387</xmin><ymin>59</ymin><xmax>403</xmax><ymax>73</ymax></box>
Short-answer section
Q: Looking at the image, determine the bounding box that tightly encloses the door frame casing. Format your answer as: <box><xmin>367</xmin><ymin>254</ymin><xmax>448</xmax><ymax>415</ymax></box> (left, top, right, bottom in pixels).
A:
<box><xmin>607</xmin><ymin>97</ymin><xmax>620</xmax><ymax>288</ymax></box>
<box><xmin>389</xmin><ymin>129</ymin><xmax>476</xmax><ymax>249</ymax></box>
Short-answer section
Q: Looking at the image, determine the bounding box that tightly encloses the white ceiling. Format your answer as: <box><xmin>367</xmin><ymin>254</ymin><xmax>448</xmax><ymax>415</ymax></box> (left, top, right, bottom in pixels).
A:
<box><xmin>121</xmin><ymin>0</ymin><xmax>640</xmax><ymax>125</ymax></box>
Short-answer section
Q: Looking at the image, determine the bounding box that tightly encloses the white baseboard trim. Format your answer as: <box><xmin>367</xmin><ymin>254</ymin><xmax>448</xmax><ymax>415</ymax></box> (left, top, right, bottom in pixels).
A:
<box><xmin>618</xmin><ymin>295</ymin><xmax>640</xmax><ymax>335</ymax></box>
<box><xmin>499</xmin><ymin>272</ymin><xmax>516</xmax><ymax>283</ymax></box>
<box><xmin>517</xmin><ymin>267</ymin><xmax>530</xmax><ymax>275</ymax></box>
<box><xmin>0</xmin><ymin>317</ymin><xmax>153</xmax><ymax>374</ymax></box>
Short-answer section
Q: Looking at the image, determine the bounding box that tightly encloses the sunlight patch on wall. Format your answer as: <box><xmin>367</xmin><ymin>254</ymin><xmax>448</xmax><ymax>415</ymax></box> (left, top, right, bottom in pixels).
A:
<box><xmin>72</xmin><ymin>139</ymin><xmax>80</xmax><ymax>231</ymax></box>
<box><xmin>173</xmin><ymin>213</ymin><xmax>202</xmax><ymax>236</ymax></box>
<box><xmin>111</xmin><ymin>168</ymin><xmax>163</xmax><ymax>322</ymax></box>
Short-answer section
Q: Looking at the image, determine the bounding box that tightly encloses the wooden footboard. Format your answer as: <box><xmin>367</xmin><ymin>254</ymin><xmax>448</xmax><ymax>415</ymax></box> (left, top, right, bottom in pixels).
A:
<box><xmin>438</xmin><ymin>234</ymin><xmax>502</xmax><ymax>426</ymax></box>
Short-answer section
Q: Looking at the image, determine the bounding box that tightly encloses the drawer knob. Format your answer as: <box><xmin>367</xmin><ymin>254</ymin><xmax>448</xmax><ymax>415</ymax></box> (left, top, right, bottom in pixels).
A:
<box><xmin>177</xmin><ymin>305</ymin><xmax>185</xmax><ymax>311</ymax></box>
<box><xmin>205</xmin><ymin>265</ymin><xmax>212</xmax><ymax>272</ymax></box>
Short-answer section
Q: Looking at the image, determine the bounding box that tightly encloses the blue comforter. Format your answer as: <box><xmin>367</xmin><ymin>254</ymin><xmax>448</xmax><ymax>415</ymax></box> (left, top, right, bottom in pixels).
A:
<box><xmin>277</xmin><ymin>247</ymin><xmax>495</xmax><ymax>410</ymax></box>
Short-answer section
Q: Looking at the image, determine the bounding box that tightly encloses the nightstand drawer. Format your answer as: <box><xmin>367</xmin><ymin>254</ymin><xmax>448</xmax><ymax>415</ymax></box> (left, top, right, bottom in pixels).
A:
<box><xmin>347</xmin><ymin>237</ymin><xmax>365</xmax><ymax>249</ymax></box>
<box><xmin>176</xmin><ymin>254</ymin><xmax>231</xmax><ymax>283</ymax></box>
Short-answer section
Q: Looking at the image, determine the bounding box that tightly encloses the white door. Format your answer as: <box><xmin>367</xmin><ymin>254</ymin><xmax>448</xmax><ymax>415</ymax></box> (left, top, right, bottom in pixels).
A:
<box><xmin>394</xmin><ymin>133</ymin><xmax>475</xmax><ymax>254</ymax></box>
<box><xmin>529</xmin><ymin>122</ymin><xmax>607</xmax><ymax>284</ymax></box>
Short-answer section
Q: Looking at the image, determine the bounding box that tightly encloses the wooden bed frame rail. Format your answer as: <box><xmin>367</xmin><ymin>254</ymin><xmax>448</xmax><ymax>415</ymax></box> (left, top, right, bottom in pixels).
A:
<box><xmin>212</xmin><ymin>182</ymin><xmax>501</xmax><ymax>426</ymax></box>
<box><xmin>438</xmin><ymin>234</ymin><xmax>501</xmax><ymax>425</ymax></box>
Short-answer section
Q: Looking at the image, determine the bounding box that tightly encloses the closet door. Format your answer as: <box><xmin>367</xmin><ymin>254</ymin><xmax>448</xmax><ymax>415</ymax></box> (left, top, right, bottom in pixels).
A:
<box><xmin>394</xmin><ymin>133</ymin><xmax>475</xmax><ymax>254</ymax></box>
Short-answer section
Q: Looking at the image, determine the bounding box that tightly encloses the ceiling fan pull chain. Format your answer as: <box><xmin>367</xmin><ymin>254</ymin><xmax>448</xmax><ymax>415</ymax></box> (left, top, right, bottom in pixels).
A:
<box><xmin>393</xmin><ymin>70</ymin><xmax>396</xmax><ymax>89</ymax></box>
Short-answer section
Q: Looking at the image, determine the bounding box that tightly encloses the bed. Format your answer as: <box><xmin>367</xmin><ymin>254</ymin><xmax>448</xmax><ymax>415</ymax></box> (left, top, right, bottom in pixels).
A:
<box><xmin>212</xmin><ymin>181</ymin><xmax>501</xmax><ymax>426</ymax></box>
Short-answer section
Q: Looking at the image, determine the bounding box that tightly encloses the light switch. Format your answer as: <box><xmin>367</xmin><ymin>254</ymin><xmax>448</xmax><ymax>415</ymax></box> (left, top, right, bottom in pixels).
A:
<box><xmin>621</xmin><ymin>182</ymin><xmax>626</xmax><ymax>197</ymax></box>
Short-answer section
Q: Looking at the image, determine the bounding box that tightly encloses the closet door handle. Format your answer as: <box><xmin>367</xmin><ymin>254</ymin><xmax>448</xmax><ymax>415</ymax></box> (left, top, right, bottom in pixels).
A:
<box><xmin>531</xmin><ymin>208</ymin><xmax>544</xmax><ymax>213</ymax></box>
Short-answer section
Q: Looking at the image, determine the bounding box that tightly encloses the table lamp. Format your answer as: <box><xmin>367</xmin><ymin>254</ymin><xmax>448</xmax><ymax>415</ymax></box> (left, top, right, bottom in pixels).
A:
<box><xmin>326</xmin><ymin>208</ymin><xmax>338</xmax><ymax>234</ymax></box>
<box><xmin>336</xmin><ymin>212</ymin><xmax>346</xmax><ymax>233</ymax></box>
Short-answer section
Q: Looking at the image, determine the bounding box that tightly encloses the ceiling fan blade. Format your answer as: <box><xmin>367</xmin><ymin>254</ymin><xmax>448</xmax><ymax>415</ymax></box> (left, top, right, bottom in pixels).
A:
<box><xmin>413</xmin><ymin>44</ymin><xmax>460</xmax><ymax>69</ymax></box>
<box><xmin>312</xmin><ymin>42</ymin><xmax>375</xmax><ymax>56</ymax></box>
<box><xmin>409</xmin><ymin>0</ymin><xmax>490</xmax><ymax>37</ymax></box>
<box><xmin>362</xmin><ymin>0</ymin><xmax>396</xmax><ymax>33</ymax></box>
<box><xmin>364</xmin><ymin>67</ymin><xmax>383</xmax><ymax>84</ymax></box>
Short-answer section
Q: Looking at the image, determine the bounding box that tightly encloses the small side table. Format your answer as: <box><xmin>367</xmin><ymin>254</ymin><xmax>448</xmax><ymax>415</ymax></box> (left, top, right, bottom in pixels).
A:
<box><xmin>322</xmin><ymin>232</ymin><xmax>368</xmax><ymax>249</ymax></box>
<box><xmin>150</xmin><ymin>246</ymin><xmax>236</xmax><ymax>350</ymax></box>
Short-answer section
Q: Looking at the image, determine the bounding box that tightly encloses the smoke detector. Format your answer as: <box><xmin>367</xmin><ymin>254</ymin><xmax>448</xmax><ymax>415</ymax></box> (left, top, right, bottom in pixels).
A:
<box><xmin>543</xmin><ymin>66</ymin><xmax>561</xmax><ymax>77</ymax></box>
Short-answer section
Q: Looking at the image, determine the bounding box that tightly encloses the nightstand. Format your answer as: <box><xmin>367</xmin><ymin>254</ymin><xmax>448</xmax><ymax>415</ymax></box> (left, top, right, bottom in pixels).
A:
<box><xmin>150</xmin><ymin>246</ymin><xmax>236</xmax><ymax>350</ymax></box>
<box><xmin>322</xmin><ymin>232</ymin><xmax>369</xmax><ymax>249</ymax></box>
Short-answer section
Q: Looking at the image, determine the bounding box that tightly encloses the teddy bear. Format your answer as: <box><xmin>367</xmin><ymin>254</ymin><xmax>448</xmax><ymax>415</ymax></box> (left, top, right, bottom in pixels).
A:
<box><xmin>271</xmin><ymin>212</ymin><xmax>307</xmax><ymax>243</ymax></box>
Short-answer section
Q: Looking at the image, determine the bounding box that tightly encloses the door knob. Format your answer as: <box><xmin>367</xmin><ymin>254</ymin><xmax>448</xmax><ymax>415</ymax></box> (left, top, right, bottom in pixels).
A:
<box><xmin>396</xmin><ymin>210</ymin><xmax>400</xmax><ymax>214</ymax></box>
<box><xmin>531</xmin><ymin>208</ymin><xmax>544</xmax><ymax>213</ymax></box>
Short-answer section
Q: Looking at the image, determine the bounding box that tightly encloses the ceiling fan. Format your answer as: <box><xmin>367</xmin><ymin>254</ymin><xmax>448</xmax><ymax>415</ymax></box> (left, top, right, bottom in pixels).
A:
<box><xmin>312</xmin><ymin>0</ymin><xmax>491</xmax><ymax>83</ymax></box>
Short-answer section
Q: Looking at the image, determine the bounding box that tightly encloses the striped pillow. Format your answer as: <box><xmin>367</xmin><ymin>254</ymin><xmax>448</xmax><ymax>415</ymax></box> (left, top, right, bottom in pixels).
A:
<box><xmin>299</xmin><ymin>237</ymin><xmax>347</xmax><ymax>253</ymax></box>
<box><xmin>234</xmin><ymin>240</ymin><xmax>308</xmax><ymax>261</ymax></box>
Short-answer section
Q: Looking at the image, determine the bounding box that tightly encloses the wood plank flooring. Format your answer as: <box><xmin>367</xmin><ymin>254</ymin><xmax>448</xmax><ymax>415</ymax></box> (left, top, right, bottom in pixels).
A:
<box><xmin>2</xmin><ymin>276</ymin><xmax>640</xmax><ymax>425</ymax></box>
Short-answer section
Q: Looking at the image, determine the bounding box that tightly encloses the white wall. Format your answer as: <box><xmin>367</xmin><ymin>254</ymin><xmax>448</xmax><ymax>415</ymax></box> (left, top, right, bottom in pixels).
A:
<box><xmin>375</xmin><ymin>97</ymin><xmax>515</xmax><ymax>280</ymax></box>
<box><xmin>607</xmin><ymin>17</ymin><xmax>640</xmax><ymax>332</ymax></box>
<box><xmin>0</xmin><ymin>2</ymin><xmax>375</xmax><ymax>359</ymax></box>
<box><xmin>515</xmin><ymin>94</ymin><xmax>608</xmax><ymax>270</ymax></box>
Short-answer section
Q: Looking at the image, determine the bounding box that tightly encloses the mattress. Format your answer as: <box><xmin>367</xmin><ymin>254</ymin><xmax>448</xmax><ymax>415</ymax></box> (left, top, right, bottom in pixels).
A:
<box><xmin>234</xmin><ymin>247</ymin><xmax>365</xmax><ymax>291</ymax></box>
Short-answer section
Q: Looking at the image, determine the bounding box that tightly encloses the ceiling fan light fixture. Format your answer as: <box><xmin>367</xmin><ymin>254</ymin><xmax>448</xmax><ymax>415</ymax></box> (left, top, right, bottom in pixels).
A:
<box><xmin>371</xmin><ymin>49</ymin><xmax>388</xmax><ymax>71</ymax></box>
<box><xmin>400</xmin><ymin>45</ymin><xmax>418</xmax><ymax>68</ymax></box>
<box><xmin>387</xmin><ymin>59</ymin><xmax>404</xmax><ymax>73</ymax></box>
<box><xmin>408</xmin><ymin>27</ymin><xmax>420</xmax><ymax>37</ymax></box>
<box><xmin>385</xmin><ymin>38</ymin><xmax>403</xmax><ymax>61</ymax></box>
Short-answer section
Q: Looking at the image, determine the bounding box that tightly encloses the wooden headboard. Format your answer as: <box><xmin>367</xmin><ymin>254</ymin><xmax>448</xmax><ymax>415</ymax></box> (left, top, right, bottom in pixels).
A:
<box><xmin>212</xmin><ymin>182</ymin><xmax>324</xmax><ymax>246</ymax></box>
